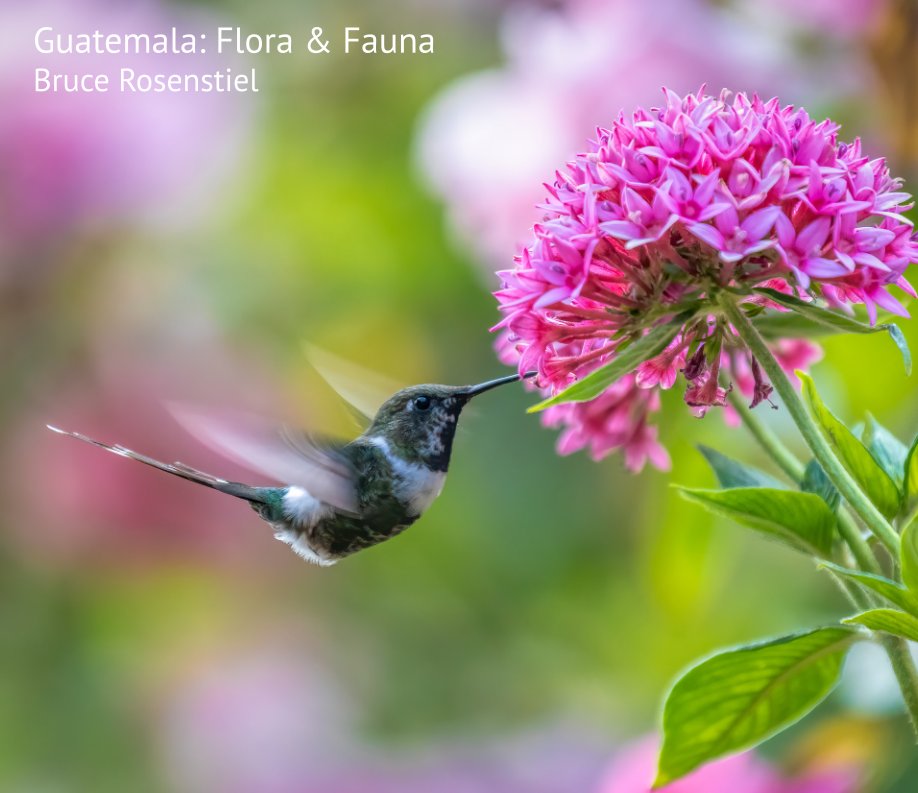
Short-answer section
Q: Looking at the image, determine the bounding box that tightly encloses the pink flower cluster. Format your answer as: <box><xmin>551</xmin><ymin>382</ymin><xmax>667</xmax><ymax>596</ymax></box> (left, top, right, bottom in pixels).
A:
<box><xmin>495</xmin><ymin>88</ymin><xmax>917</xmax><ymax>471</ymax></box>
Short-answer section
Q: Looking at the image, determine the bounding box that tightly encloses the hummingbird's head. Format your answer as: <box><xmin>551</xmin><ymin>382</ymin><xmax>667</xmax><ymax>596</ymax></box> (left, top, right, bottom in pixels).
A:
<box><xmin>367</xmin><ymin>373</ymin><xmax>530</xmax><ymax>471</ymax></box>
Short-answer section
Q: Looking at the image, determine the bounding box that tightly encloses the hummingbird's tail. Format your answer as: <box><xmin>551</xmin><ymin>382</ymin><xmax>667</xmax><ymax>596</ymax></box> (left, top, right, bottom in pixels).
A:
<box><xmin>46</xmin><ymin>425</ymin><xmax>271</xmax><ymax>505</ymax></box>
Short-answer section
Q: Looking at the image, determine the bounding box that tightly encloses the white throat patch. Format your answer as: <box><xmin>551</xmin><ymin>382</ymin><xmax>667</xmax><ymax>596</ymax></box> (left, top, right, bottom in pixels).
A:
<box><xmin>368</xmin><ymin>436</ymin><xmax>446</xmax><ymax>517</ymax></box>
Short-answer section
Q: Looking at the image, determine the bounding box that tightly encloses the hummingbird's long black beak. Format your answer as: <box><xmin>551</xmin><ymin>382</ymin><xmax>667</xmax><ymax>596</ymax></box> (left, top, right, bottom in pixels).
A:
<box><xmin>462</xmin><ymin>371</ymin><xmax>537</xmax><ymax>398</ymax></box>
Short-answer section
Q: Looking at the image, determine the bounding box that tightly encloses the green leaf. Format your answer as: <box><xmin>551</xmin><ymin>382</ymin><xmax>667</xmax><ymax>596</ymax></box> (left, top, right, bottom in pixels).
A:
<box><xmin>528</xmin><ymin>320</ymin><xmax>682</xmax><ymax>412</ymax></box>
<box><xmin>862</xmin><ymin>414</ymin><xmax>908</xmax><ymax>489</ymax></box>
<box><xmin>801</xmin><ymin>459</ymin><xmax>840</xmax><ymax>510</ymax></box>
<box><xmin>676</xmin><ymin>487</ymin><xmax>836</xmax><ymax>556</ymax></box>
<box><xmin>656</xmin><ymin>627</ymin><xmax>859</xmax><ymax>787</ymax></box>
<box><xmin>905</xmin><ymin>434</ymin><xmax>918</xmax><ymax>507</ymax></box>
<box><xmin>798</xmin><ymin>373</ymin><xmax>901</xmax><ymax>518</ymax></box>
<box><xmin>697</xmin><ymin>446</ymin><xmax>785</xmax><ymax>490</ymax></box>
<box><xmin>819</xmin><ymin>561</ymin><xmax>918</xmax><ymax>615</ymax></box>
<box><xmin>900</xmin><ymin>514</ymin><xmax>918</xmax><ymax>595</ymax></box>
<box><xmin>888</xmin><ymin>325</ymin><xmax>912</xmax><ymax>376</ymax></box>
<box><xmin>843</xmin><ymin>609</ymin><xmax>918</xmax><ymax>642</ymax></box>
<box><xmin>752</xmin><ymin>310</ymin><xmax>837</xmax><ymax>340</ymax></box>
<box><xmin>754</xmin><ymin>288</ymin><xmax>911</xmax><ymax>374</ymax></box>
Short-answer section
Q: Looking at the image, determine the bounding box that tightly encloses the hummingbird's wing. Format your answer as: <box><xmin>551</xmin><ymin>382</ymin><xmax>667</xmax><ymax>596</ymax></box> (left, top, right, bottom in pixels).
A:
<box><xmin>168</xmin><ymin>403</ymin><xmax>359</xmax><ymax>515</ymax></box>
<box><xmin>304</xmin><ymin>344</ymin><xmax>402</xmax><ymax>426</ymax></box>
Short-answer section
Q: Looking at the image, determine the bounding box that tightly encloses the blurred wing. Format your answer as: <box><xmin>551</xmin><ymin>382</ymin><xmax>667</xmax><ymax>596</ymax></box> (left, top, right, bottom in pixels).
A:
<box><xmin>168</xmin><ymin>403</ymin><xmax>359</xmax><ymax>514</ymax></box>
<box><xmin>304</xmin><ymin>343</ymin><xmax>400</xmax><ymax>423</ymax></box>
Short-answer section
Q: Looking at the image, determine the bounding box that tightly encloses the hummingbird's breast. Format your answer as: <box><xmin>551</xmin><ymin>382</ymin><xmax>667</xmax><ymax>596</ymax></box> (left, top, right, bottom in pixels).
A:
<box><xmin>366</xmin><ymin>436</ymin><xmax>446</xmax><ymax>517</ymax></box>
<box><xmin>268</xmin><ymin>436</ymin><xmax>449</xmax><ymax>565</ymax></box>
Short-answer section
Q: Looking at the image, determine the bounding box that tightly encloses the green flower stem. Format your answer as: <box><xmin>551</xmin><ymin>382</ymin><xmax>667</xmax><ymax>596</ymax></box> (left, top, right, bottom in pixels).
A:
<box><xmin>718</xmin><ymin>293</ymin><xmax>900</xmax><ymax>555</ymax></box>
<box><xmin>726</xmin><ymin>388</ymin><xmax>873</xmax><ymax>609</ymax></box>
<box><xmin>904</xmin><ymin>502</ymin><xmax>918</xmax><ymax>533</ymax></box>
<box><xmin>718</xmin><ymin>292</ymin><xmax>918</xmax><ymax>736</ymax></box>
<box><xmin>882</xmin><ymin>635</ymin><xmax>918</xmax><ymax>736</ymax></box>
<box><xmin>726</xmin><ymin>382</ymin><xmax>879</xmax><ymax>576</ymax></box>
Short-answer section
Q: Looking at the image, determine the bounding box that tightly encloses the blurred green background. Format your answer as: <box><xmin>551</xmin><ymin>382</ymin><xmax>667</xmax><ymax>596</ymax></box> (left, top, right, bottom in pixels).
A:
<box><xmin>3</xmin><ymin>0</ymin><xmax>918</xmax><ymax>791</ymax></box>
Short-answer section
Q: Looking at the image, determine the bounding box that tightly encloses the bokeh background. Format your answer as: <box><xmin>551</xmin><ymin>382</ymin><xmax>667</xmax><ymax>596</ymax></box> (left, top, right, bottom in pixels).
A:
<box><xmin>3</xmin><ymin>0</ymin><xmax>918</xmax><ymax>791</ymax></box>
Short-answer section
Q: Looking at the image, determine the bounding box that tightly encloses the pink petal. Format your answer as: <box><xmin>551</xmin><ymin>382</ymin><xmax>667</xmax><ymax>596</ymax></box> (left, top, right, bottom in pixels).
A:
<box><xmin>686</xmin><ymin>222</ymin><xmax>726</xmax><ymax>249</ymax></box>
<box><xmin>741</xmin><ymin>206</ymin><xmax>782</xmax><ymax>241</ymax></box>
<box><xmin>600</xmin><ymin>220</ymin><xmax>644</xmax><ymax>241</ymax></box>
<box><xmin>796</xmin><ymin>217</ymin><xmax>832</xmax><ymax>253</ymax></box>
<box><xmin>870</xmin><ymin>288</ymin><xmax>909</xmax><ymax>317</ymax></box>
<box><xmin>802</xmin><ymin>257</ymin><xmax>851</xmax><ymax>278</ymax></box>
<box><xmin>853</xmin><ymin>252</ymin><xmax>891</xmax><ymax>271</ymax></box>
<box><xmin>776</xmin><ymin>212</ymin><xmax>797</xmax><ymax>249</ymax></box>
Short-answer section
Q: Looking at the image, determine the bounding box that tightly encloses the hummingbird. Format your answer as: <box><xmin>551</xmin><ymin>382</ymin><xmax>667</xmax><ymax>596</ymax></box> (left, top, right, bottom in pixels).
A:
<box><xmin>47</xmin><ymin>371</ymin><xmax>532</xmax><ymax>566</ymax></box>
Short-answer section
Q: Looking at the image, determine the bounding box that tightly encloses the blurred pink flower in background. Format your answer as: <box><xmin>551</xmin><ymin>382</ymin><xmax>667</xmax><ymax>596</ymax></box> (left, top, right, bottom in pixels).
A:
<box><xmin>597</xmin><ymin>736</ymin><xmax>859</xmax><ymax>793</ymax></box>
<box><xmin>746</xmin><ymin>0</ymin><xmax>885</xmax><ymax>39</ymax></box>
<box><xmin>0</xmin><ymin>0</ymin><xmax>252</xmax><ymax>287</ymax></box>
<box><xmin>6</xmin><ymin>310</ymin><xmax>294</xmax><ymax>568</ymax></box>
<box><xmin>157</xmin><ymin>635</ymin><xmax>355</xmax><ymax>793</ymax></box>
<box><xmin>158</xmin><ymin>649</ymin><xmax>862</xmax><ymax>793</ymax></box>
<box><xmin>156</xmin><ymin>633</ymin><xmax>610</xmax><ymax>793</ymax></box>
<box><xmin>416</xmin><ymin>0</ymin><xmax>864</xmax><ymax>271</ymax></box>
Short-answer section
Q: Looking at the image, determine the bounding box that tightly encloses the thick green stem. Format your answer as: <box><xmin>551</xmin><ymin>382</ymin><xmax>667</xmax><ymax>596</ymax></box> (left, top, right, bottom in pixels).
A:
<box><xmin>732</xmin><ymin>411</ymin><xmax>918</xmax><ymax>740</ymax></box>
<box><xmin>728</xmin><ymin>389</ymin><xmax>872</xmax><ymax>606</ymax></box>
<box><xmin>836</xmin><ymin>512</ymin><xmax>883</xmax><ymax>576</ymax></box>
<box><xmin>726</xmin><ymin>381</ymin><xmax>880</xmax><ymax>575</ymax></box>
<box><xmin>718</xmin><ymin>293</ymin><xmax>900</xmax><ymax>555</ymax></box>
<box><xmin>718</xmin><ymin>291</ymin><xmax>918</xmax><ymax>736</ymax></box>
<box><xmin>904</xmin><ymin>502</ymin><xmax>918</xmax><ymax>532</ymax></box>
<box><xmin>882</xmin><ymin>636</ymin><xmax>918</xmax><ymax>737</ymax></box>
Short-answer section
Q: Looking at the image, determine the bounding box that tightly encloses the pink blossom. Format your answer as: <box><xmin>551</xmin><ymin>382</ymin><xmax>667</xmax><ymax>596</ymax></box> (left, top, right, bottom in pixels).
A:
<box><xmin>684</xmin><ymin>373</ymin><xmax>732</xmax><ymax>417</ymax></box>
<box><xmin>727</xmin><ymin>338</ymin><xmax>822</xmax><ymax>403</ymax></box>
<box><xmin>596</xmin><ymin>736</ymin><xmax>858</xmax><ymax>793</ymax></box>
<box><xmin>495</xmin><ymin>88</ymin><xmax>918</xmax><ymax>469</ymax></box>
<box><xmin>542</xmin><ymin>377</ymin><xmax>670</xmax><ymax>472</ymax></box>
<box><xmin>635</xmin><ymin>338</ymin><xmax>687</xmax><ymax>390</ymax></box>
<box><xmin>686</xmin><ymin>204</ymin><xmax>783</xmax><ymax>263</ymax></box>
<box><xmin>773</xmin><ymin>338</ymin><xmax>824</xmax><ymax>374</ymax></box>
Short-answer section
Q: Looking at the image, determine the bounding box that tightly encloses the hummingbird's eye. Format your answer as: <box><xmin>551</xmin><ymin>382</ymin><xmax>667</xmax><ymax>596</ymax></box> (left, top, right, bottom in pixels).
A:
<box><xmin>412</xmin><ymin>395</ymin><xmax>431</xmax><ymax>411</ymax></box>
